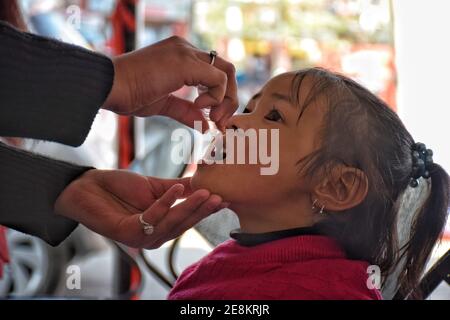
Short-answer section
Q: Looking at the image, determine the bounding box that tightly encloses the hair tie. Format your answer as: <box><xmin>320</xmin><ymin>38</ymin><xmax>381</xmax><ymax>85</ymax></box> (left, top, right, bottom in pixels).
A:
<box><xmin>410</xmin><ymin>142</ymin><xmax>433</xmax><ymax>188</ymax></box>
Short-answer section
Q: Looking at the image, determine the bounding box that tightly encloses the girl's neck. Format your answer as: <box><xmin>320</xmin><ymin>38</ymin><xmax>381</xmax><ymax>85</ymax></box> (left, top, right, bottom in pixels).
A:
<box><xmin>230</xmin><ymin>197</ymin><xmax>317</xmax><ymax>234</ymax></box>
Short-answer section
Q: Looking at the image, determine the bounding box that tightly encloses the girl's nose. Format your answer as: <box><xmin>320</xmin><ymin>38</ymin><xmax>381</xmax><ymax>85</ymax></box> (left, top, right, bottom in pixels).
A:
<box><xmin>225</xmin><ymin>114</ymin><xmax>249</xmax><ymax>131</ymax></box>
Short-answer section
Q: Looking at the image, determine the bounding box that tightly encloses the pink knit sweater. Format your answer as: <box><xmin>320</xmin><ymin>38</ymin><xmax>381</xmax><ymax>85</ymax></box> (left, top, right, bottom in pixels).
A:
<box><xmin>168</xmin><ymin>235</ymin><xmax>382</xmax><ymax>300</ymax></box>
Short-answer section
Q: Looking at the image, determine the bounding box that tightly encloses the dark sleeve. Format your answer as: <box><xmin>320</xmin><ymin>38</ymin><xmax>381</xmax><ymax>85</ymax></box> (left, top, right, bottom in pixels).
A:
<box><xmin>0</xmin><ymin>21</ymin><xmax>114</xmax><ymax>146</ymax></box>
<box><xmin>0</xmin><ymin>142</ymin><xmax>92</xmax><ymax>246</ymax></box>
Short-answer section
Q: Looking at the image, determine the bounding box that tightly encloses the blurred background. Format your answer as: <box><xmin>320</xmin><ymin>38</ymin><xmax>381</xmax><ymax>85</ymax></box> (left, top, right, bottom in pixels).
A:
<box><xmin>0</xmin><ymin>0</ymin><xmax>448</xmax><ymax>300</ymax></box>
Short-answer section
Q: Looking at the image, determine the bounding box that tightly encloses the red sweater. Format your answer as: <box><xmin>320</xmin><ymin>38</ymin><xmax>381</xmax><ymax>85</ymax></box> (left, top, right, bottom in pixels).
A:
<box><xmin>168</xmin><ymin>235</ymin><xmax>382</xmax><ymax>300</ymax></box>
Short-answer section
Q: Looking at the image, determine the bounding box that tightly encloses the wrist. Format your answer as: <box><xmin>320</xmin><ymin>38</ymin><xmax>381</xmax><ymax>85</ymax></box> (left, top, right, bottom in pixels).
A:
<box><xmin>54</xmin><ymin>168</ymin><xmax>98</xmax><ymax>218</ymax></box>
<box><xmin>102</xmin><ymin>56</ymin><xmax>130</xmax><ymax>114</ymax></box>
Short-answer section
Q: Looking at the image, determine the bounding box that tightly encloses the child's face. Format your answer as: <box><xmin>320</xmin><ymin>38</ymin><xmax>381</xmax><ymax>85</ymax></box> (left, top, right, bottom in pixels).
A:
<box><xmin>191</xmin><ymin>72</ymin><xmax>326</xmax><ymax>208</ymax></box>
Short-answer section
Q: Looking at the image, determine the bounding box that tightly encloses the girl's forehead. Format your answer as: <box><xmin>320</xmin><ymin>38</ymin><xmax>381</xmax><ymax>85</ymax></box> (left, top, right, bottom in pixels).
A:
<box><xmin>262</xmin><ymin>72</ymin><xmax>323</xmax><ymax>110</ymax></box>
<box><xmin>262</xmin><ymin>72</ymin><xmax>297</xmax><ymax>94</ymax></box>
<box><xmin>263</xmin><ymin>72</ymin><xmax>317</xmax><ymax>100</ymax></box>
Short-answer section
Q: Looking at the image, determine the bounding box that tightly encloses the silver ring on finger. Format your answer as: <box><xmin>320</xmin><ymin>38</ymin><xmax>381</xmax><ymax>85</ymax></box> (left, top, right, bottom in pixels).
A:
<box><xmin>139</xmin><ymin>213</ymin><xmax>155</xmax><ymax>235</ymax></box>
<box><xmin>209</xmin><ymin>50</ymin><xmax>217</xmax><ymax>66</ymax></box>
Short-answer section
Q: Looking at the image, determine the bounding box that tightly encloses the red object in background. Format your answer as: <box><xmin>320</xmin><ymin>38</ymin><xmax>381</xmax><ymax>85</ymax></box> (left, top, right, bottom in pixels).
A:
<box><xmin>110</xmin><ymin>0</ymin><xmax>137</xmax><ymax>169</ymax></box>
<box><xmin>110</xmin><ymin>0</ymin><xmax>136</xmax><ymax>56</ymax></box>
<box><xmin>109</xmin><ymin>0</ymin><xmax>141</xmax><ymax>298</ymax></box>
<box><xmin>0</xmin><ymin>226</ymin><xmax>10</xmax><ymax>278</ymax></box>
<box><xmin>117</xmin><ymin>116</ymin><xmax>134</xmax><ymax>169</ymax></box>
<box><xmin>0</xmin><ymin>138</ymin><xmax>20</xmax><ymax>278</ymax></box>
<box><xmin>128</xmin><ymin>257</ymin><xmax>143</xmax><ymax>300</ymax></box>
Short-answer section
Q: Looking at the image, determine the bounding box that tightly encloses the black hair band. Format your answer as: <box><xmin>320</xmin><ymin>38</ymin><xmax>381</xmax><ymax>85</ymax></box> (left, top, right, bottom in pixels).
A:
<box><xmin>410</xmin><ymin>142</ymin><xmax>433</xmax><ymax>188</ymax></box>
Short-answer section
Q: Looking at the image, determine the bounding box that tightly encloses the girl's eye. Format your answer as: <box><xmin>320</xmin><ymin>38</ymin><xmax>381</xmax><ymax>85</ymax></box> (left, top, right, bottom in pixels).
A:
<box><xmin>242</xmin><ymin>107</ymin><xmax>251</xmax><ymax>114</ymax></box>
<box><xmin>265</xmin><ymin>108</ymin><xmax>283</xmax><ymax>122</ymax></box>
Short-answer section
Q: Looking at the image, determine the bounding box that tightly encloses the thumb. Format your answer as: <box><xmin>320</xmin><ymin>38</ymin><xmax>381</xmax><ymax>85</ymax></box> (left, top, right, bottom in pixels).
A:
<box><xmin>132</xmin><ymin>94</ymin><xmax>209</xmax><ymax>132</ymax></box>
<box><xmin>161</xmin><ymin>95</ymin><xmax>209</xmax><ymax>132</ymax></box>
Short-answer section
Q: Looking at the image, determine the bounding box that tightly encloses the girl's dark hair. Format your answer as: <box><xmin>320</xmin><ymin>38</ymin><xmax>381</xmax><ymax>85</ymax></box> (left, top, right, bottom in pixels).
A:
<box><xmin>0</xmin><ymin>0</ymin><xmax>26</xmax><ymax>30</ymax></box>
<box><xmin>291</xmin><ymin>67</ymin><xmax>449</xmax><ymax>299</ymax></box>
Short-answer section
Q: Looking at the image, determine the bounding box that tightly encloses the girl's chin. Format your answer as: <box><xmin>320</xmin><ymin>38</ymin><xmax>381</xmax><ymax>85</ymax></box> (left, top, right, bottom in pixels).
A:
<box><xmin>191</xmin><ymin>171</ymin><xmax>215</xmax><ymax>192</ymax></box>
<box><xmin>191</xmin><ymin>172</ymin><xmax>233</xmax><ymax>202</ymax></box>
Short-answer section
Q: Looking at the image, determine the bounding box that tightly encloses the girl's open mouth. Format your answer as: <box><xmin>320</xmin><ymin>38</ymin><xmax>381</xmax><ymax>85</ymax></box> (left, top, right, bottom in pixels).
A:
<box><xmin>203</xmin><ymin>135</ymin><xmax>227</xmax><ymax>162</ymax></box>
<box><xmin>210</xmin><ymin>146</ymin><xmax>226</xmax><ymax>160</ymax></box>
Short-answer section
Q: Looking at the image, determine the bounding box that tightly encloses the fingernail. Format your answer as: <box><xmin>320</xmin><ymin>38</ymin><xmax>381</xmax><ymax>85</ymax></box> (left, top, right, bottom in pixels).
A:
<box><xmin>196</xmin><ymin>189</ymin><xmax>211</xmax><ymax>197</ymax></box>
<box><xmin>217</xmin><ymin>123</ymin><xmax>226</xmax><ymax>133</ymax></box>
<box><xmin>206</xmin><ymin>195</ymin><xmax>222</xmax><ymax>209</ymax></box>
<box><xmin>174</xmin><ymin>184</ymin><xmax>185</xmax><ymax>196</ymax></box>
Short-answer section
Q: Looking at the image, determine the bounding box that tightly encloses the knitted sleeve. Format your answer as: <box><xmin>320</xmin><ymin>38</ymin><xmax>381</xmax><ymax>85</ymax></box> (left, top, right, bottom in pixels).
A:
<box><xmin>0</xmin><ymin>142</ymin><xmax>92</xmax><ymax>245</ymax></box>
<box><xmin>0</xmin><ymin>20</ymin><xmax>114</xmax><ymax>146</ymax></box>
<box><xmin>0</xmin><ymin>21</ymin><xmax>114</xmax><ymax>245</ymax></box>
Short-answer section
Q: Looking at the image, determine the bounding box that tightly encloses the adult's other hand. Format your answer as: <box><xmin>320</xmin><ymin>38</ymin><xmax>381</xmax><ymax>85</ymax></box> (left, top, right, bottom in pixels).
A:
<box><xmin>54</xmin><ymin>169</ymin><xmax>227</xmax><ymax>249</ymax></box>
<box><xmin>103</xmin><ymin>36</ymin><xmax>239</xmax><ymax>131</ymax></box>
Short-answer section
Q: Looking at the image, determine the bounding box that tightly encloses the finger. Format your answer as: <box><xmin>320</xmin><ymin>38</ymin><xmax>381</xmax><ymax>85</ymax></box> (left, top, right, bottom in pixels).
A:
<box><xmin>146</xmin><ymin>177</ymin><xmax>194</xmax><ymax>198</ymax></box>
<box><xmin>147</xmin><ymin>189</ymin><xmax>211</xmax><ymax>242</ymax></box>
<box><xmin>115</xmin><ymin>184</ymin><xmax>195</xmax><ymax>249</ymax></box>
<box><xmin>141</xmin><ymin>183</ymin><xmax>185</xmax><ymax>226</ymax></box>
<box><xmin>134</xmin><ymin>94</ymin><xmax>210</xmax><ymax>132</ymax></box>
<box><xmin>192</xmin><ymin>61</ymin><xmax>228</xmax><ymax>109</ymax></box>
<box><xmin>166</xmin><ymin>195</ymin><xmax>225</xmax><ymax>240</ymax></box>
<box><xmin>162</xmin><ymin>95</ymin><xmax>209</xmax><ymax>132</ymax></box>
<box><xmin>209</xmin><ymin>59</ymin><xmax>239</xmax><ymax>126</ymax></box>
<box><xmin>140</xmin><ymin>189</ymin><xmax>214</xmax><ymax>249</ymax></box>
<box><xmin>212</xmin><ymin>96</ymin><xmax>237</xmax><ymax>130</ymax></box>
<box><xmin>196</xmin><ymin>53</ymin><xmax>239</xmax><ymax>127</ymax></box>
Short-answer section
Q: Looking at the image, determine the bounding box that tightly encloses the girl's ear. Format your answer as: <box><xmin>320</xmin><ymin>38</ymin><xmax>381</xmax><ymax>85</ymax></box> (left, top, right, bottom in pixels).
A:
<box><xmin>313</xmin><ymin>164</ymin><xmax>368</xmax><ymax>212</ymax></box>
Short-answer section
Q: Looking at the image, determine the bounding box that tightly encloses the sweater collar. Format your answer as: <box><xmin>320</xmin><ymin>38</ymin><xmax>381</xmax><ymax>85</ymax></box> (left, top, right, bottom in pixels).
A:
<box><xmin>229</xmin><ymin>226</ymin><xmax>321</xmax><ymax>247</ymax></box>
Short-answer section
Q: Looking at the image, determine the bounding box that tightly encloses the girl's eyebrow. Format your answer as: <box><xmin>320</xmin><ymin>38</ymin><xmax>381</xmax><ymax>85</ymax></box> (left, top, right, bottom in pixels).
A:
<box><xmin>250</xmin><ymin>92</ymin><xmax>291</xmax><ymax>103</ymax></box>
<box><xmin>271</xmin><ymin>92</ymin><xmax>297</xmax><ymax>110</ymax></box>
<box><xmin>250</xmin><ymin>92</ymin><xmax>262</xmax><ymax>101</ymax></box>
<box><xmin>249</xmin><ymin>91</ymin><xmax>294</xmax><ymax>109</ymax></box>
<box><xmin>271</xmin><ymin>92</ymin><xmax>291</xmax><ymax>103</ymax></box>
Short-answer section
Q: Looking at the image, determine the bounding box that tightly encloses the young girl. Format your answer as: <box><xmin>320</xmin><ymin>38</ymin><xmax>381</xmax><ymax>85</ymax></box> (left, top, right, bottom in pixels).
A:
<box><xmin>168</xmin><ymin>68</ymin><xmax>449</xmax><ymax>300</ymax></box>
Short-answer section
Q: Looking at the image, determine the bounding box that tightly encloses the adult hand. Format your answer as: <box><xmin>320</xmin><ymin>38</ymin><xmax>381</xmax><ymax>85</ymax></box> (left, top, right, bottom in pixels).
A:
<box><xmin>54</xmin><ymin>169</ymin><xmax>227</xmax><ymax>249</ymax></box>
<box><xmin>103</xmin><ymin>36</ymin><xmax>239</xmax><ymax>131</ymax></box>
